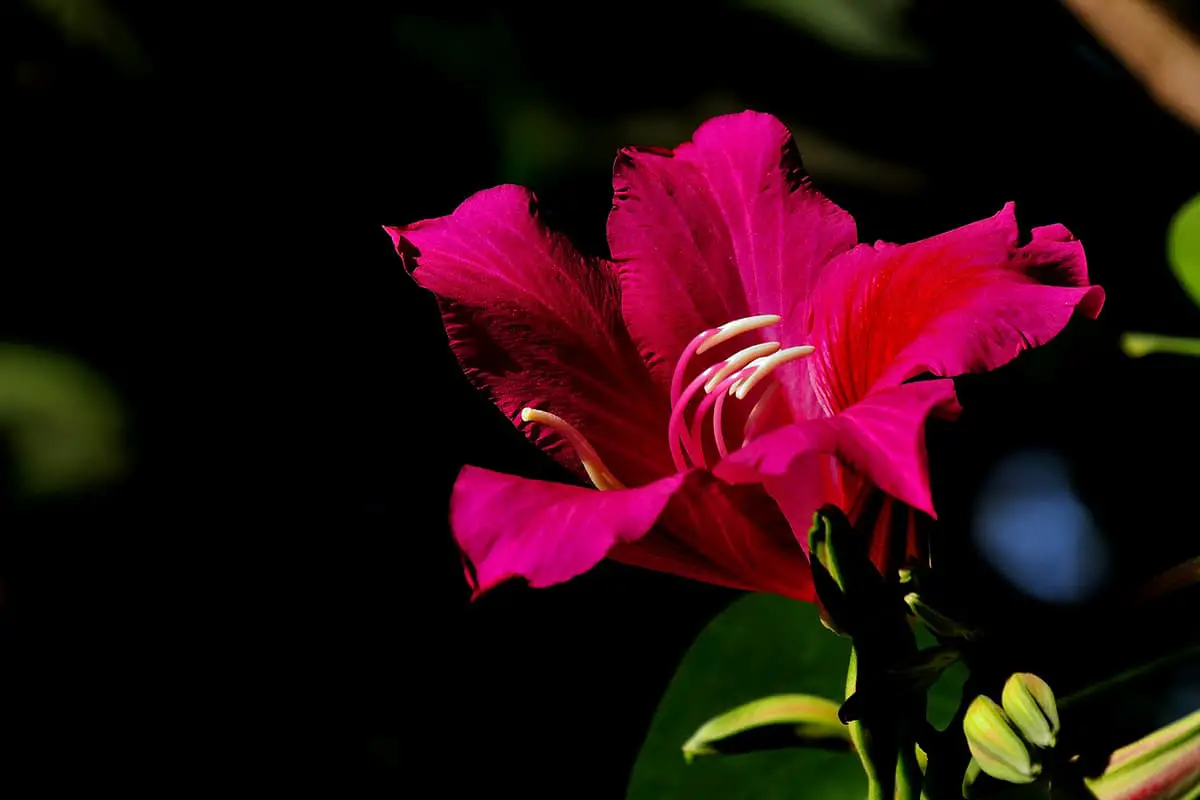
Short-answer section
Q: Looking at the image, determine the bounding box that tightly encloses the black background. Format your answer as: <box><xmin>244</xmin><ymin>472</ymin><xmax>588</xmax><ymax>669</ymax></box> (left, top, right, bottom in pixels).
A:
<box><xmin>2</xmin><ymin>1</ymin><xmax>1198</xmax><ymax>795</ymax></box>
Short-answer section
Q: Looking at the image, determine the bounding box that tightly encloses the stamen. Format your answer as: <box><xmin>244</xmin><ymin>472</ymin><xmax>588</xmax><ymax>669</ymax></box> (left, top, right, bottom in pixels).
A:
<box><xmin>670</xmin><ymin>328</ymin><xmax>717</xmax><ymax>404</ymax></box>
<box><xmin>689</xmin><ymin>372</ymin><xmax>746</xmax><ymax>466</ymax></box>
<box><xmin>666</xmin><ymin>314</ymin><xmax>811</xmax><ymax>469</ymax></box>
<box><xmin>668</xmin><ymin>366</ymin><xmax>719</xmax><ymax>471</ymax></box>
<box><xmin>521</xmin><ymin>408</ymin><xmax>625</xmax><ymax>491</ymax></box>
<box><xmin>742</xmin><ymin>382</ymin><xmax>781</xmax><ymax>442</ymax></box>
<box><xmin>731</xmin><ymin>345</ymin><xmax>816</xmax><ymax>400</ymax></box>
<box><xmin>703</xmin><ymin>341</ymin><xmax>780</xmax><ymax>393</ymax></box>
<box><xmin>669</xmin><ymin>314</ymin><xmax>780</xmax><ymax>404</ymax></box>
<box><xmin>713</xmin><ymin>384</ymin><xmax>735</xmax><ymax>457</ymax></box>
<box><xmin>696</xmin><ymin>314</ymin><xmax>781</xmax><ymax>355</ymax></box>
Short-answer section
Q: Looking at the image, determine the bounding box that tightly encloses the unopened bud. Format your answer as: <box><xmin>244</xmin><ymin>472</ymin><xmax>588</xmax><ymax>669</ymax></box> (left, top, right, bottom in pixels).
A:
<box><xmin>1002</xmin><ymin>673</ymin><xmax>1059</xmax><ymax>749</ymax></box>
<box><xmin>963</xmin><ymin>695</ymin><xmax>1040</xmax><ymax>784</ymax></box>
<box><xmin>681</xmin><ymin>694</ymin><xmax>852</xmax><ymax>762</ymax></box>
<box><xmin>904</xmin><ymin>592</ymin><xmax>979</xmax><ymax>640</ymax></box>
<box><xmin>1085</xmin><ymin>707</ymin><xmax>1200</xmax><ymax>800</ymax></box>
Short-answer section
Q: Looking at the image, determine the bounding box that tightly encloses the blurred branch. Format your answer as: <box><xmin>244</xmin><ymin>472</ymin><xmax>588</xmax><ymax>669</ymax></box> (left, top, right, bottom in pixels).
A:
<box><xmin>25</xmin><ymin>0</ymin><xmax>146</xmax><ymax>72</ymax></box>
<box><xmin>1061</xmin><ymin>0</ymin><xmax>1200</xmax><ymax>131</ymax></box>
<box><xmin>742</xmin><ymin>0</ymin><xmax>926</xmax><ymax>61</ymax></box>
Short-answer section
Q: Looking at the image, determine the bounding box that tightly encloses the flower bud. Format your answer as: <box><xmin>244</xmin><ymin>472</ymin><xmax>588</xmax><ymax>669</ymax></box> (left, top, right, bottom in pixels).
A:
<box><xmin>681</xmin><ymin>694</ymin><xmax>852</xmax><ymax>762</ymax></box>
<box><xmin>904</xmin><ymin>592</ymin><xmax>979</xmax><ymax>640</ymax></box>
<box><xmin>963</xmin><ymin>695</ymin><xmax>1040</xmax><ymax>784</ymax></box>
<box><xmin>1085</xmin><ymin>707</ymin><xmax>1200</xmax><ymax>800</ymax></box>
<box><xmin>1001</xmin><ymin>673</ymin><xmax>1059</xmax><ymax>749</ymax></box>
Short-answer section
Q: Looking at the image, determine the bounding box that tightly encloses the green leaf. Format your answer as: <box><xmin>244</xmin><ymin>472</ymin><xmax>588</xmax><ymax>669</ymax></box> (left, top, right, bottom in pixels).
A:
<box><xmin>681</xmin><ymin>694</ymin><xmax>852</xmax><ymax>762</ymax></box>
<box><xmin>630</xmin><ymin>594</ymin><xmax>969</xmax><ymax>798</ymax></box>
<box><xmin>0</xmin><ymin>344</ymin><xmax>127</xmax><ymax>497</ymax></box>
<box><xmin>629</xmin><ymin>595</ymin><xmax>863</xmax><ymax>799</ymax></box>
<box><xmin>1168</xmin><ymin>193</ymin><xmax>1200</xmax><ymax>310</ymax></box>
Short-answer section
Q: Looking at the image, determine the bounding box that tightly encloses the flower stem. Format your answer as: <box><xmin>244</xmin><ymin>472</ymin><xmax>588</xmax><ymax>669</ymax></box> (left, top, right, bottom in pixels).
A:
<box><xmin>1059</xmin><ymin>643</ymin><xmax>1200</xmax><ymax>709</ymax></box>
<box><xmin>896</xmin><ymin>743</ymin><xmax>924</xmax><ymax>800</ymax></box>
<box><xmin>847</xmin><ymin>648</ymin><xmax>887</xmax><ymax>800</ymax></box>
<box><xmin>1121</xmin><ymin>332</ymin><xmax>1200</xmax><ymax>358</ymax></box>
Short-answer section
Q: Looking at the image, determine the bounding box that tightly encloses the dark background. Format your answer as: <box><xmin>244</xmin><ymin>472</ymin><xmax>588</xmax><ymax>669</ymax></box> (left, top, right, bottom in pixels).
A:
<box><xmin>2</xmin><ymin>0</ymin><xmax>1198</xmax><ymax>795</ymax></box>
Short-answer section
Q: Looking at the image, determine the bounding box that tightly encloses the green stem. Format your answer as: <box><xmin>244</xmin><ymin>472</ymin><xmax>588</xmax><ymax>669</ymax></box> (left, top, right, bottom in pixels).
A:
<box><xmin>1121</xmin><ymin>332</ymin><xmax>1200</xmax><ymax>358</ymax></box>
<box><xmin>896</xmin><ymin>743</ymin><xmax>924</xmax><ymax>800</ymax></box>
<box><xmin>1060</xmin><ymin>643</ymin><xmax>1200</xmax><ymax>709</ymax></box>
<box><xmin>848</xmin><ymin>648</ymin><xmax>886</xmax><ymax>800</ymax></box>
<box><xmin>922</xmin><ymin>676</ymin><xmax>981</xmax><ymax>800</ymax></box>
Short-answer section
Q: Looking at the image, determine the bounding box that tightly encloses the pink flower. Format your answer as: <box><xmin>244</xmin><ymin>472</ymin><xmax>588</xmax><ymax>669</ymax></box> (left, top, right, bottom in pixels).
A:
<box><xmin>386</xmin><ymin>111</ymin><xmax>1103</xmax><ymax>603</ymax></box>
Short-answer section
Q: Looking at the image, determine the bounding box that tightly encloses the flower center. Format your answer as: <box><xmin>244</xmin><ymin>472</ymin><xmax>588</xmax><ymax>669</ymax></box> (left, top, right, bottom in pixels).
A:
<box><xmin>520</xmin><ymin>314</ymin><xmax>814</xmax><ymax>491</ymax></box>
<box><xmin>667</xmin><ymin>315</ymin><xmax>813</xmax><ymax>472</ymax></box>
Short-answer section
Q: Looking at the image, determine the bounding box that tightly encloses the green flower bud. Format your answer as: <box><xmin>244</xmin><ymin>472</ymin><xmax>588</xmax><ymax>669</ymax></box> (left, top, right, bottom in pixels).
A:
<box><xmin>681</xmin><ymin>694</ymin><xmax>852</xmax><ymax>762</ymax></box>
<box><xmin>1085</xmin><ymin>707</ymin><xmax>1200</xmax><ymax>800</ymax></box>
<box><xmin>904</xmin><ymin>592</ymin><xmax>979</xmax><ymax>641</ymax></box>
<box><xmin>963</xmin><ymin>695</ymin><xmax>1040</xmax><ymax>784</ymax></box>
<box><xmin>1001</xmin><ymin>673</ymin><xmax>1059</xmax><ymax>749</ymax></box>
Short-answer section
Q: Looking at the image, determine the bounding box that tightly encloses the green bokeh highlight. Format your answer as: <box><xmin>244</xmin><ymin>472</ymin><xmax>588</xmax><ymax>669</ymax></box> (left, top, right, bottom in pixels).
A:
<box><xmin>0</xmin><ymin>343</ymin><xmax>127</xmax><ymax>497</ymax></box>
<box><xmin>1168</xmin><ymin>193</ymin><xmax>1200</xmax><ymax>310</ymax></box>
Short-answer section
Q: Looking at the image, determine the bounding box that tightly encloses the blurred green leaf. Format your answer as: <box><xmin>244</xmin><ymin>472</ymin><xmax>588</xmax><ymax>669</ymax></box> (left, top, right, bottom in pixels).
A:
<box><xmin>0</xmin><ymin>344</ymin><xmax>127</xmax><ymax>497</ymax></box>
<box><xmin>1169</xmin><ymin>193</ymin><xmax>1200</xmax><ymax>309</ymax></box>
<box><xmin>682</xmin><ymin>693</ymin><xmax>852</xmax><ymax>763</ymax></box>
<box><xmin>393</xmin><ymin>15</ymin><xmax>519</xmax><ymax>88</ymax></box>
<box><xmin>25</xmin><ymin>0</ymin><xmax>146</xmax><ymax>71</ymax></box>
<box><xmin>741</xmin><ymin>0</ymin><xmax>926</xmax><ymax>61</ymax></box>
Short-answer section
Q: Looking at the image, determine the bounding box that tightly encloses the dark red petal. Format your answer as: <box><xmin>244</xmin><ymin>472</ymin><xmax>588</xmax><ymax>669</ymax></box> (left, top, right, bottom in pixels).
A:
<box><xmin>388</xmin><ymin>185</ymin><xmax>672</xmax><ymax>486</ymax></box>
<box><xmin>612</xmin><ymin>471</ymin><xmax>815</xmax><ymax>601</ymax></box>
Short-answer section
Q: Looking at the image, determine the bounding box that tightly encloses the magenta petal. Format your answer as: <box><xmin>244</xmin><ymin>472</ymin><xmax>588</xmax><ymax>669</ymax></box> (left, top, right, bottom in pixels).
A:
<box><xmin>827</xmin><ymin>379</ymin><xmax>959</xmax><ymax>517</ymax></box>
<box><xmin>712</xmin><ymin>418</ymin><xmax>837</xmax><ymax>486</ymax></box>
<box><xmin>387</xmin><ymin>185</ymin><xmax>672</xmax><ymax>487</ymax></box>
<box><xmin>608</xmin><ymin>111</ymin><xmax>857</xmax><ymax>387</ymax></box>
<box><xmin>453</xmin><ymin>465</ymin><xmax>814</xmax><ymax>601</ymax></box>
<box><xmin>714</xmin><ymin>379</ymin><xmax>958</xmax><ymax>521</ymax></box>
<box><xmin>452</xmin><ymin>465</ymin><xmax>689</xmax><ymax>596</ymax></box>
<box><xmin>1013</xmin><ymin>223</ymin><xmax>1105</xmax><ymax>307</ymax></box>
<box><xmin>804</xmin><ymin>203</ymin><xmax>1105</xmax><ymax>414</ymax></box>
